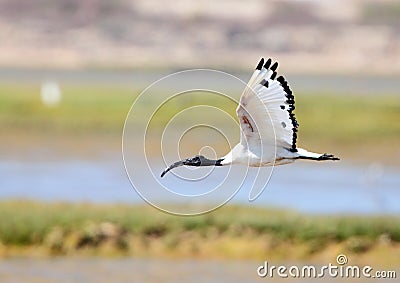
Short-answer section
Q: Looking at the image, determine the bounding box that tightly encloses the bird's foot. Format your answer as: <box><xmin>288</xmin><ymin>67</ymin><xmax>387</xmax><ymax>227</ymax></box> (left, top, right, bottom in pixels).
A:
<box><xmin>319</xmin><ymin>153</ymin><xmax>340</xmax><ymax>161</ymax></box>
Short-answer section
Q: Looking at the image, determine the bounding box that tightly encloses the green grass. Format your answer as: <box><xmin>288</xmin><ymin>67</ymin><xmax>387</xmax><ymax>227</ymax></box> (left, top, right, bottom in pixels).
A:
<box><xmin>0</xmin><ymin>83</ymin><xmax>135</xmax><ymax>134</ymax></box>
<box><xmin>296</xmin><ymin>93</ymin><xmax>400</xmax><ymax>144</ymax></box>
<box><xmin>0</xmin><ymin>200</ymin><xmax>399</xmax><ymax>248</ymax></box>
<box><xmin>1</xmin><ymin>83</ymin><xmax>398</xmax><ymax>144</ymax></box>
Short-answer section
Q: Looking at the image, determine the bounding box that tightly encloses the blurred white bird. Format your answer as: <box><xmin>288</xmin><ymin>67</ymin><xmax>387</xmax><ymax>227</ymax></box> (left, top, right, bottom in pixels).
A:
<box><xmin>41</xmin><ymin>81</ymin><xmax>62</xmax><ymax>107</ymax></box>
<box><xmin>161</xmin><ymin>58</ymin><xmax>339</xmax><ymax>177</ymax></box>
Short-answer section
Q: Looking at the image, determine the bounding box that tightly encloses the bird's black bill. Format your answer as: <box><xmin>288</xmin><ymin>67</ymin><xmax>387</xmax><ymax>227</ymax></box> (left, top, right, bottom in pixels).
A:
<box><xmin>160</xmin><ymin>160</ymin><xmax>184</xmax><ymax>178</ymax></box>
<box><xmin>160</xmin><ymin>156</ymin><xmax>201</xmax><ymax>178</ymax></box>
<box><xmin>160</xmin><ymin>155</ymin><xmax>223</xmax><ymax>178</ymax></box>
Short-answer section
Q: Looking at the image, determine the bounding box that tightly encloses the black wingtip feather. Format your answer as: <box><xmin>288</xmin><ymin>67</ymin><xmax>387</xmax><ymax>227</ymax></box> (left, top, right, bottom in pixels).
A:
<box><xmin>263</xmin><ymin>58</ymin><xmax>272</xmax><ymax>69</ymax></box>
<box><xmin>270</xmin><ymin>72</ymin><xmax>277</xmax><ymax>80</ymax></box>
<box><xmin>277</xmin><ymin>76</ymin><xmax>285</xmax><ymax>84</ymax></box>
<box><xmin>256</xmin><ymin>58</ymin><xmax>264</xmax><ymax>70</ymax></box>
<box><xmin>271</xmin><ymin>62</ymin><xmax>278</xmax><ymax>71</ymax></box>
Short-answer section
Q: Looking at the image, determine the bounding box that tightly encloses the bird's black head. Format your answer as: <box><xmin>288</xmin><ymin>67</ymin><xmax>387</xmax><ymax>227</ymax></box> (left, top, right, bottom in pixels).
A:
<box><xmin>183</xmin><ymin>155</ymin><xmax>224</xmax><ymax>166</ymax></box>
<box><xmin>183</xmin><ymin>155</ymin><xmax>208</xmax><ymax>166</ymax></box>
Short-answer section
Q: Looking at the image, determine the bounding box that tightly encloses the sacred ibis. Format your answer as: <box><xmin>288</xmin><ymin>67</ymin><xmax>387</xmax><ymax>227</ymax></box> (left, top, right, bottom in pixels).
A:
<box><xmin>161</xmin><ymin>58</ymin><xmax>339</xmax><ymax>177</ymax></box>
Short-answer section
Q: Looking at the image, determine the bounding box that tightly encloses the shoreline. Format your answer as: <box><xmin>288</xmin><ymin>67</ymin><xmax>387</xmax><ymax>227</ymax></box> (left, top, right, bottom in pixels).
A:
<box><xmin>0</xmin><ymin>201</ymin><xmax>399</xmax><ymax>267</ymax></box>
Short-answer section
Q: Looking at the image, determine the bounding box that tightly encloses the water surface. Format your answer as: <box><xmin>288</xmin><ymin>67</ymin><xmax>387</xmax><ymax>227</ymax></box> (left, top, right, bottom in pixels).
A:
<box><xmin>1</xmin><ymin>160</ymin><xmax>399</xmax><ymax>215</ymax></box>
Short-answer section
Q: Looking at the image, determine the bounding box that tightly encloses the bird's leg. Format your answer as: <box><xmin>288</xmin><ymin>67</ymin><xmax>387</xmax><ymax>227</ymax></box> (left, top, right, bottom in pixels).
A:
<box><xmin>161</xmin><ymin>155</ymin><xmax>224</xmax><ymax>177</ymax></box>
<box><xmin>295</xmin><ymin>153</ymin><xmax>340</xmax><ymax>161</ymax></box>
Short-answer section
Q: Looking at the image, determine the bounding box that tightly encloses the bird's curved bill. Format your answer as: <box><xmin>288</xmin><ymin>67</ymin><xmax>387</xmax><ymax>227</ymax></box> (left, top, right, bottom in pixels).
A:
<box><xmin>160</xmin><ymin>160</ymin><xmax>185</xmax><ymax>178</ymax></box>
<box><xmin>160</xmin><ymin>155</ymin><xmax>206</xmax><ymax>177</ymax></box>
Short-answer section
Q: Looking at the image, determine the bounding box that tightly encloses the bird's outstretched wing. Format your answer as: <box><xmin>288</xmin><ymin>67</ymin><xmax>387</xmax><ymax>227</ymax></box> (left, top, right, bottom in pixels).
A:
<box><xmin>236</xmin><ymin>58</ymin><xmax>298</xmax><ymax>153</ymax></box>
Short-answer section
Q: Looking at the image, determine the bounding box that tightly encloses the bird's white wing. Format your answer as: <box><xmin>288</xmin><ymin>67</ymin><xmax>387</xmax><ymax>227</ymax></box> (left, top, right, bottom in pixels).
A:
<box><xmin>236</xmin><ymin>58</ymin><xmax>298</xmax><ymax>154</ymax></box>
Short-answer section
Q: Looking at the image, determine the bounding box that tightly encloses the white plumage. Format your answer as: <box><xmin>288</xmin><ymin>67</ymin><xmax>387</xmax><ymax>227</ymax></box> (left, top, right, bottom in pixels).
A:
<box><xmin>161</xmin><ymin>58</ymin><xmax>339</xmax><ymax>177</ymax></box>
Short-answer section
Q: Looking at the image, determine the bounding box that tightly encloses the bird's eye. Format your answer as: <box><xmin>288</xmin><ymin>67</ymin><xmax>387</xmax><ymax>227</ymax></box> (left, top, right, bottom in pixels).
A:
<box><xmin>193</xmin><ymin>156</ymin><xmax>201</xmax><ymax>163</ymax></box>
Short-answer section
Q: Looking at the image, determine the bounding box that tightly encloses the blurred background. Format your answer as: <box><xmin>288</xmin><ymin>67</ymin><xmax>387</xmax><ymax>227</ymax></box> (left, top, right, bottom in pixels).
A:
<box><xmin>0</xmin><ymin>0</ymin><xmax>399</xmax><ymax>282</ymax></box>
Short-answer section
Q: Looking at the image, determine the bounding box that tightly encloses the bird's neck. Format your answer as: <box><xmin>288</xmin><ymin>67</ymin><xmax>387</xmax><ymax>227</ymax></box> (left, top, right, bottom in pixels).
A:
<box><xmin>200</xmin><ymin>157</ymin><xmax>225</xmax><ymax>166</ymax></box>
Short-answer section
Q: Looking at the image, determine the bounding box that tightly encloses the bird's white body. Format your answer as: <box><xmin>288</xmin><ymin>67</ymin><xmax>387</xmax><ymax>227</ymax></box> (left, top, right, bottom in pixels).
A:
<box><xmin>221</xmin><ymin>143</ymin><xmax>309</xmax><ymax>167</ymax></box>
<box><xmin>161</xmin><ymin>58</ymin><xmax>338</xmax><ymax>178</ymax></box>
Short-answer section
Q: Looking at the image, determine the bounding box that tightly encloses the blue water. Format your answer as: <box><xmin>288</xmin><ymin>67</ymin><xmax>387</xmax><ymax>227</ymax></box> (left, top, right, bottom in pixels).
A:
<box><xmin>1</xmin><ymin>160</ymin><xmax>399</xmax><ymax>215</ymax></box>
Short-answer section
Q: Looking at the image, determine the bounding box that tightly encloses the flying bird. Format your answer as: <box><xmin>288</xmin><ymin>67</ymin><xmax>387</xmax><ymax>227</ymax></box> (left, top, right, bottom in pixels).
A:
<box><xmin>161</xmin><ymin>58</ymin><xmax>339</xmax><ymax>177</ymax></box>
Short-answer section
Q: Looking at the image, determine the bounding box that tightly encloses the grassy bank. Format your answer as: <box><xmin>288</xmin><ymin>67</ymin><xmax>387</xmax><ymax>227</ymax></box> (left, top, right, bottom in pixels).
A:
<box><xmin>0</xmin><ymin>201</ymin><xmax>399</xmax><ymax>266</ymax></box>
<box><xmin>1</xmin><ymin>82</ymin><xmax>399</xmax><ymax>163</ymax></box>
<box><xmin>1</xmin><ymin>83</ymin><xmax>399</xmax><ymax>139</ymax></box>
